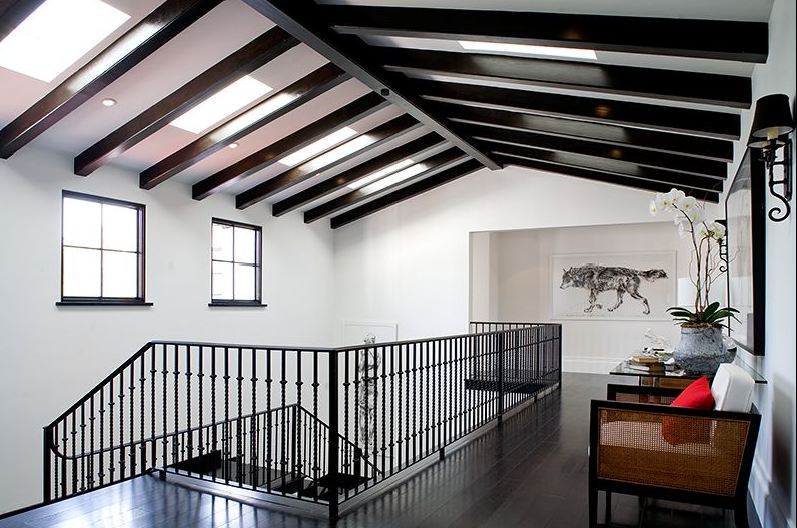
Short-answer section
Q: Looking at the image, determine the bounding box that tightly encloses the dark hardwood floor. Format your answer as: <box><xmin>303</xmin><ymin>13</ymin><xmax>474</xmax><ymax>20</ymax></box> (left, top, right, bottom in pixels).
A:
<box><xmin>0</xmin><ymin>373</ymin><xmax>758</xmax><ymax>527</ymax></box>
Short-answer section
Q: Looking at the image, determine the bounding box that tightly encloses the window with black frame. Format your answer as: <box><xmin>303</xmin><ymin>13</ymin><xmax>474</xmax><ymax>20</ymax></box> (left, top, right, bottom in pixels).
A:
<box><xmin>210</xmin><ymin>218</ymin><xmax>263</xmax><ymax>306</ymax></box>
<box><xmin>60</xmin><ymin>191</ymin><xmax>147</xmax><ymax>305</ymax></box>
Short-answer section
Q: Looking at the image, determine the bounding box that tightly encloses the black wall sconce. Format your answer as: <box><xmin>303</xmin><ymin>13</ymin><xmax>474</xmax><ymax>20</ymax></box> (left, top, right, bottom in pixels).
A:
<box><xmin>716</xmin><ymin>219</ymin><xmax>728</xmax><ymax>273</ymax></box>
<box><xmin>747</xmin><ymin>93</ymin><xmax>794</xmax><ymax>222</ymax></box>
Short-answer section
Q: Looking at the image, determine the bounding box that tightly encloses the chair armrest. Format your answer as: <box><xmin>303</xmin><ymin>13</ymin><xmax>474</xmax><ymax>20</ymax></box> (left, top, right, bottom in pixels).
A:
<box><xmin>607</xmin><ymin>384</ymin><xmax>681</xmax><ymax>404</ymax></box>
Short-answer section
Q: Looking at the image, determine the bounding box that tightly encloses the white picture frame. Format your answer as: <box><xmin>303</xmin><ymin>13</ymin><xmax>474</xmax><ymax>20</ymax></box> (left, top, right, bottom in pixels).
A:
<box><xmin>551</xmin><ymin>251</ymin><xmax>676</xmax><ymax>321</ymax></box>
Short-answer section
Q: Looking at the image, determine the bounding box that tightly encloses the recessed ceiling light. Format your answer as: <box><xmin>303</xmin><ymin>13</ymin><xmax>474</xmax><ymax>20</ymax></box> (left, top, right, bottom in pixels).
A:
<box><xmin>279</xmin><ymin>127</ymin><xmax>358</xmax><ymax>167</ymax></box>
<box><xmin>361</xmin><ymin>163</ymin><xmax>427</xmax><ymax>193</ymax></box>
<box><xmin>458</xmin><ymin>40</ymin><xmax>597</xmax><ymax>60</ymax></box>
<box><xmin>170</xmin><ymin>76</ymin><xmax>272</xmax><ymax>134</ymax></box>
<box><xmin>348</xmin><ymin>158</ymin><xmax>415</xmax><ymax>190</ymax></box>
<box><xmin>101</xmin><ymin>98</ymin><xmax>116</xmax><ymax>107</ymax></box>
<box><xmin>0</xmin><ymin>0</ymin><xmax>130</xmax><ymax>82</ymax></box>
<box><xmin>228</xmin><ymin>142</ymin><xmax>239</xmax><ymax>149</ymax></box>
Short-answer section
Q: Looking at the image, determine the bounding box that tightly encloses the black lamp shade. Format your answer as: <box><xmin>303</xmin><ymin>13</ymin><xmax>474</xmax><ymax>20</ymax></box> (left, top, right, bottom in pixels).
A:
<box><xmin>749</xmin><ymin>94</ymin><xmax>794</xmax><ymax>147</ymax></box>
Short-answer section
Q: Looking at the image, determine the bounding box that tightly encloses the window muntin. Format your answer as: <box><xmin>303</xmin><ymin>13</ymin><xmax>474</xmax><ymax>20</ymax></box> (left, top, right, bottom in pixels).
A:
<box><xmin>211</xmin><ymin>219</ymin><xmax>261</xmax><ymax>304</ymax></box>
<box><xmin>61</xmin><ymin>191</ymin><xmax>145</xmax><ymax>304</ymax></box>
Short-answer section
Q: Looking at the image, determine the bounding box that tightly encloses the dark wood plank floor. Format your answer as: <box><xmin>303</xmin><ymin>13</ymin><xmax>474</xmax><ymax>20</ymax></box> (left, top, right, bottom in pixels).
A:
<box><xmin>0</xmin><ymin>373</ymin><xmax>758</xmax><ymax>527</ymax></box>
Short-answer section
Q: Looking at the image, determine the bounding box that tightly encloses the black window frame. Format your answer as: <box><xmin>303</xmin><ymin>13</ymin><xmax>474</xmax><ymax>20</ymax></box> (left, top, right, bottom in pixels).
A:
<box><xmin>58</xmin><ymin>191</ymin><xmax>150</xmax><ymax>306</ymax></box>
<box><xmin>209</xmin><ymin>218</ymin><xmax>265</xmax><ymax>307</ymax></box>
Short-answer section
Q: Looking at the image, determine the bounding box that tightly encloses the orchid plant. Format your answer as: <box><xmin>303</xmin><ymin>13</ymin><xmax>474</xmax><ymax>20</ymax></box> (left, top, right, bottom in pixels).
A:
<box><xmin>650</xmin><ymin>189</ymin><xmax>739</xmax><ymax>328</ymax></box>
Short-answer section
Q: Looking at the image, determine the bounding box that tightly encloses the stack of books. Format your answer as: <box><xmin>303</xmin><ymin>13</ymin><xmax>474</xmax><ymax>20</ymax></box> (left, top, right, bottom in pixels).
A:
<box><xmin>625</xmin><ymin>355</ymin><xmax>666</xmax><ymax>373</ymax></box>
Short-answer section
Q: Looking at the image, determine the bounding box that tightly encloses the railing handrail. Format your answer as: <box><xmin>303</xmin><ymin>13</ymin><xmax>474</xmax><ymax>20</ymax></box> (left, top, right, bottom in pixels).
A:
<box><xmin>47</xmin><ymin>323</ymin><xmax>562</xmax><ymax>429</ymax></box>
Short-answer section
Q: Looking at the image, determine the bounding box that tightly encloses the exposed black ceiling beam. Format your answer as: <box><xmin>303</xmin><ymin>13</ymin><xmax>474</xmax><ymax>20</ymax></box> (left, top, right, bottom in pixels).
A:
<box><xmin>496</xmin><ymin>155</ymin><xmax>720</xmax><ymax>204</ymax></box>
<box><xmin>0</xmin><ymin>0</ymin><xmax>46</xmax><ymax>42</ymax></box>
<box><xmin>241</xmin><ymin>0</ymin><xmax>500</xmax><ymax>170</ymax></box>
<box><xmin>325</xmin><ymin>6</ymin><xmax>767</xmax><ymax>63</ymax></box>
<box><xmin>380</xmin><ymin>48</ymin><xmax>751</xmax><ymax>109</ymax></box>
<box><xmin>492</xmin><ymin>145</ymin><xmax>722</xmax><ymax>194</ymax></box>
<box><xmin>0</xmin><ymin>0</ymin><xmax>222</xmax><ymax>158</ymax></box>
<box><xmin>76</xmin><ymin>27</ymin><xmax>298</xmax><ymax>177</ymax></box>
<box><xmin>139</xmin><ymin>64</ymin><xmax>348</xmax><ymax>189</ymax></box>
<box><xmin>236</xmin><ymin>114</ymin><xmax>421</xmax><ymax>209</ymax></box>
<box><xmin>412</xmin><ymin>80</ymin><xmax>741</xmax><ymax>140</ymax></box>
<box><xmin>463</xmin><ymin>124</ymin><xmax>726</xmax><ymax>179</ymax></box>
<box><xmin>330</xmin><ymin>160</ymin><xmax>483</xmax><ymax>229</ymax></box>
<box><xmin>272</xmin><ymin>133</ymin><xmax>446</xmax><ymax>216</ymax></box>
<box><xmin>304</xmin><ymin>148</ymin><xmax>467</xmax><ymax>223</ymax></box>
<box><xmin>192</xmin><ymin>92</ymin><xmax>389</xmax><ymax>199</ymax></box>
<box><xmin>437</xmin><ymin>102</ymin><xmax>734</xmax><ymax>161</ymax></box>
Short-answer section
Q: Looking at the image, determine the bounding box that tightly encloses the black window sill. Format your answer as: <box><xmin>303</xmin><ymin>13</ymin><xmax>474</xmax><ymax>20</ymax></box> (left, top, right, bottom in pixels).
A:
<box><xmin>209</xmin><ymin>301</ymin><xmax>268</xmax><ymax>308</ymax></box>
<box><xmin>57</xmin><ymin>300</ymin><xmax>153</xmax><ymax>307</ymax></box>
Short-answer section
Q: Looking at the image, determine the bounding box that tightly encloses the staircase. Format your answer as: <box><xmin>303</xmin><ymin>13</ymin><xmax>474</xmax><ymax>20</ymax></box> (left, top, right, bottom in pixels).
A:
<box><xmin>43</xmin><ymin>323</ymin><xmax>562</xmax><ymax>521</ymax></box>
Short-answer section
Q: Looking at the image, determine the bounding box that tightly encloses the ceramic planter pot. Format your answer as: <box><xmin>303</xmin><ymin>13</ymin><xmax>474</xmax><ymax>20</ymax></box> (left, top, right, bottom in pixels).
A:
<box><xmin>673</xmin><ymin>326</ymin><xmax>734</xmax><ymax>375</ymax></box>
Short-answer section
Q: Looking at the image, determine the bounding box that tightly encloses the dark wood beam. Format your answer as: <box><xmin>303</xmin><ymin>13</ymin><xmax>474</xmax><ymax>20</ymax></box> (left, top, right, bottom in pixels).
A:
<box><xmin>236</xmin><ymin>114</ymin><xmax>421</xmax><ymax>209</ymax></box>
<box><xmin>412</xmin><ymin>79</ymin><xmax>741</xmax><ymax>140</ymax></box>
<box><xmin>496</xmin><ymin>155</ymin><xmax>720</xmax><ymax>204</ymax></box>
<box><xmin>325</xmin><ymin>6</ymin><xmax>767</xmax><ymax>63</ymax></box>
<box><xmin>463</xmin><ymin>123</ymin><xmax>726</xmax><ymax>179</ymax></box>
<box><xmin>0</xmin><ymin>0</ymin><xmax>223</xmax><ymax>158</ymax></box>
<box><xmin>241</xmin><ymin>0</ymin><xmax>500</xmax><ymax>170</ymax></box>
<box><xmin>330</xmin><ymin>160</ymin><xmax>483</xmax><ymax>228</ymax></box>
<box><xmin>191</xmin><ymin>92</ymin><xmax>389</xmax><ymax>199</ymax></box>
<box><xmin>139</xmin><ymin>64</ymin><xmax>348</xmax><ymax>188</ymax></box>
<box><xmin>75</xmin><ymin>27</ymin><xmax>299</xmax><ymax>176</ymax></box>
<box><xmin>492</xmin><ymin>145</ymin><xmax>722</xmax><ymax>194</ymax></box>
<box><xmin>380</xmin><ymin>48</ymin><xmax>751</xmax><ymax>109</ymax></box>
<box><xmin>0</xmin><ymin>0</ymin><xmax>46</xmax><ymax>42</ymax></box>
<box><xmin>304</xmin><ymin>147</ymin><xmax>467</xmax><ymax>223</ymax></box>
<box><xmin>272</xmin><ymin>133</ymin><xmax>446</xmax><ymax>216</ymax></box>
<box><xmin>436</xmin><ymin>102</ymin><xmax>733</xmax><ymax>161</ymax></box>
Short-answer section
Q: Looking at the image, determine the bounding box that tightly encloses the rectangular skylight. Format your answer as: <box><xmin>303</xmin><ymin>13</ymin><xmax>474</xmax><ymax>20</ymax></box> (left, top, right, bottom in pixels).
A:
<box><xmin>348</xmin><ymin>158</ymin><xmax>415</xmax><ymax>190</ymax></box>
<box><xmin>361</xmin><ymin>163</ymin><xmax>427</xmax><ymax>193</ymax></box>
<box><xmin>171</xmin><ymin>76</ymin><xmax>272</xmax><ymax>134</ymax></box>
<box><xmin>0</xmin><ymin>0</ymin><xmax>130</xmax><ymax>82</ymax></box>
<box><xmin>302</xmin><ymin>134</ymin><xmax>373</xmax><ymax>170</ymax></box>
<box><xmin>458</xmin><ymin>40</ymin><xmax>597</xmax><ymax>60</ymax></box>
<box><xmin>279</xmin><ymin>127</ymin><xmax>357</xmax><ymax>167</ymax></box>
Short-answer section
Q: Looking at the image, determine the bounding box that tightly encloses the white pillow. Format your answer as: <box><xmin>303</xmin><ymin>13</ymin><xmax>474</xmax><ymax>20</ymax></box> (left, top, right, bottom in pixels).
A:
<box><xmin>711</xmin><ymin>363</ymin><xmax>754</xmax><ymax>412</ymax></box>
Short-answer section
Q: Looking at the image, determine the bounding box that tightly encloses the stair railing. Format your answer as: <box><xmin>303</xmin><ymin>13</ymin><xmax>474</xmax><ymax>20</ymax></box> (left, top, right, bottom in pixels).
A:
<box><xmin>43</xmin><ymin>322</ymin><xmax>562</xmax><ymax>521</ymax></box>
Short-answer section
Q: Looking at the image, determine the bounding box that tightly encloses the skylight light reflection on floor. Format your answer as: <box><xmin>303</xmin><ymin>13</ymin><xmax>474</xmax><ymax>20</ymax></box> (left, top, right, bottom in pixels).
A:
<box><xmin>0</xmin><ymin>0</ymin><xmax>130</xmax><ymax>82</ymax></box>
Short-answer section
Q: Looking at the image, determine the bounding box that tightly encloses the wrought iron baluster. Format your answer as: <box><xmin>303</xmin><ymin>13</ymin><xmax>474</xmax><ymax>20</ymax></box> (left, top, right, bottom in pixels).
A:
<box><xmin>250</xmin><ymin>349</ymin><xmax>258</xmax><ymax>489</ymax></box>
<box><xmin>265</xmin><ymin>349</ymin><xmax>272</xmax><ymax>492</ymax></box>
<box><xmin>173</xmin><ymin>345</ymin><xmax>180</xmax><ymax>472</ymax></box>
<box><xmin>108</xmin><ymin>376</ymin><xmax>115</xmax><ymax>483</ymax></box>
<box><xmin>197</xmin><ymin>347</ymin><xmax>204</xmax><ymax>480</ymax></box>
<box><xmin>236</xmin><ymin>347</ymin><xmax>243</xmax><ymax>486</ymax></box>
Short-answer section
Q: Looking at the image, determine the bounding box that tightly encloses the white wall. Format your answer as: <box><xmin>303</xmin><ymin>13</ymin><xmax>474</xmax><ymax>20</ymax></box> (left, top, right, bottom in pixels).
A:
<box><xmin>482</xmin><ymin>223</ymin><xmax>703</xmax><ymax>373</ymax></box>
<box><xmin>730</xmin><ymin>0</ymin><xmax>796</xmax><ymax>525</ymax></box>
<box><xmin>332</xmin><ymin>164</ymin><xmax>691</xmax><ymax>341</ymax></box>
<box><xmin>0</xmin><ymin>147</ymin><xmax>336</xmax><ymax>513</ymax></box>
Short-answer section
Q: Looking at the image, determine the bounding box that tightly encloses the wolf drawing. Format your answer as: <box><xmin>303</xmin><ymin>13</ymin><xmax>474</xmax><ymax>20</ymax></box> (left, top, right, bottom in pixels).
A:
<box><xmin>559</xmin><ymin>264</ymin><xmax>668</xmax><ymax>315</ymax></box>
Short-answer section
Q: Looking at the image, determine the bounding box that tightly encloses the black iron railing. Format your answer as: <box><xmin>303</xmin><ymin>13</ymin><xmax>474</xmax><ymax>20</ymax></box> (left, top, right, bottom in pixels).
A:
<box><xmin>43</xmin><ymin>322</ymin><xmax>561</xmax><ymax>519</ymax></box>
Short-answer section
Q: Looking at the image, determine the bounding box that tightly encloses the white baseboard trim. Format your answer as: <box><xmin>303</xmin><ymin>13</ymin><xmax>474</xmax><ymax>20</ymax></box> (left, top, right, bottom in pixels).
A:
<box><xmin>563</xmin><ymin>356</ymin><xmax>626</xmax><ymax>374</ymax></box>
<box><xmin>749</xmin><ymin>458</ymin><xmax>794</xmax><ymax>528</ymax></box>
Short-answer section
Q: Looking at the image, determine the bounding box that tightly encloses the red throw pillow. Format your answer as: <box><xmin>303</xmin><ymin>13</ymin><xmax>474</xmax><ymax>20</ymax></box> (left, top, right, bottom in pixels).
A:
<box><xmin>662</xmin><ymin>376</ymin><xmax>715</xmax><ymax>445</ymax></box>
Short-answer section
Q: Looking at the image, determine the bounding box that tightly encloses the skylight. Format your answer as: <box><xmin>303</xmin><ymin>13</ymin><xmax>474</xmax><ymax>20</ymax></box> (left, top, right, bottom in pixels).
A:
<box><xmin>458</xmin><ymin>40</ymin><xmax>597</xmax><ymax>60</ymax></box>
<box><xmin>361</xmin><ymin>163</ymin><xmax>427</xmax><ymax>193</ymax></box>
<box><xmin>303</xmin><ymin>134</ymin><xmax>373</xmax><ymax>169</ymax></box>
<box><xmin>171</xmin><ymin>76</ymin><xmax>272</xmax><ymax>134</ymax></box>
<box><xmin>348</xmin><ymin>158</ymin><xmax>415</xmax><ymax>190</ymax></box>
<box><xmin>0</xmin><ymin>0</ymin><xmax>130</xmax><ymax>82</ymax></box>
<box><xmin>279</xmin><ymin>127</ymin><xmax>357</xmax><ymax>167</ymax></box>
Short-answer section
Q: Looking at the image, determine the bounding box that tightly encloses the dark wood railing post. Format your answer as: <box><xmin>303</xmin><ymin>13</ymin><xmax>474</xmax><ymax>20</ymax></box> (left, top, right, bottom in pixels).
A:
<box><xmin>328</xmin><ymin>353</ymin><xmax>340</xmax><ymax>521</ymax></box>
<box><xmin>497</xmin><ymin>332</ymin><xmax>505</xmax><ymax>424</ymax></box>
<box><xmin>43</xmin><ymin>427</ymin><xmax>52</xmax><ymax>503</ymax></box>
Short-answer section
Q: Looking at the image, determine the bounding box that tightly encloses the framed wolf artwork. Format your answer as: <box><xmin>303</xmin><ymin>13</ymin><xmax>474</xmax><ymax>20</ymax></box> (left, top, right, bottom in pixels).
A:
<box><xmin>551</xmin><ymin>251</ymin><xmax>676</xmax><ymax>320</ymax></box>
